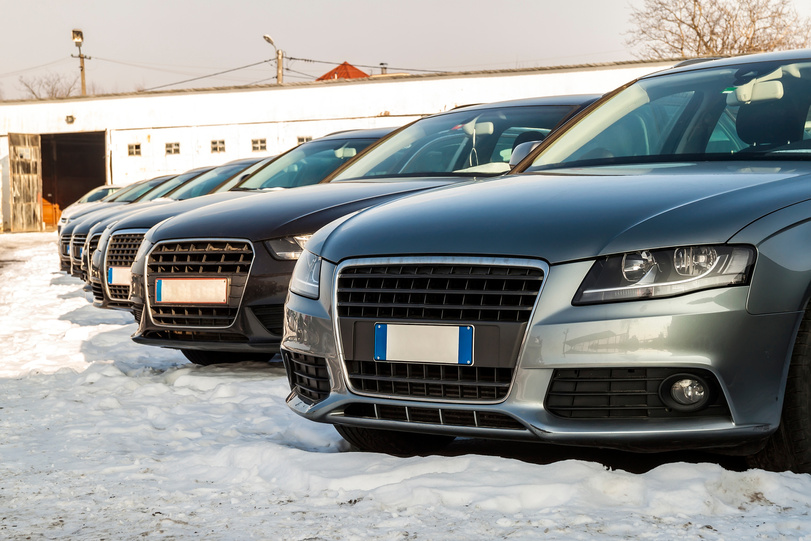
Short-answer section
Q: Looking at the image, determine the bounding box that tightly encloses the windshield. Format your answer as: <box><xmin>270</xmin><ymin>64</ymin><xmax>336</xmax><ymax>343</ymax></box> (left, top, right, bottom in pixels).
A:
<box><xmin>78</xmin><ymin>187</ymin><xmax>118</xmax><ymax>203</ymax></box>
<box><xmin>135</xmin><ymin>169</ymin><xmax>209</xmax><ymax>201</ymax></box>
<box><xmin>330</xmin><ymin>105</ymin><xmax>579</xmax><ymax>181</ymax></box>
<box><xmin>527</xmin><ymin>60</ymin><xmax>811</xmax><ymax>171</ymax></box>
<box><xmin>111</xmin><ymin>176</ymin><xmax>175</xmax><ymax>202</ymax></box>
<box><xmin>169</xmin><ymin>160</ymin><xmax>261</xmax><ymax>200</ymax></box>
<box><xmin>233</xmin><ymin>138</ymin><xmax>380</xmax><ymax>190</ymax></box>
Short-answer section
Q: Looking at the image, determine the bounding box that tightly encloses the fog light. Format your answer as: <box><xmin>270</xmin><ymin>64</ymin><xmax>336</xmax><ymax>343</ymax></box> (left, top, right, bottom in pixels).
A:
<box><xmin>670</xmin><ymin>378</ymin><xmax>705</xmax><ymax>405</ymax></box>
<box><xmin>659</xmin><ymin>373</ymin><xmax>712</xmax><ymax>412</ymax></box>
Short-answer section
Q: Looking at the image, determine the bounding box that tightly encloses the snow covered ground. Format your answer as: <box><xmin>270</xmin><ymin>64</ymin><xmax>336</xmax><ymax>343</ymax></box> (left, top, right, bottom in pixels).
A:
<box><xmin>2</xmin><ymin>232</ymin><xmax>811</xmax><ymax>540</ymax></box>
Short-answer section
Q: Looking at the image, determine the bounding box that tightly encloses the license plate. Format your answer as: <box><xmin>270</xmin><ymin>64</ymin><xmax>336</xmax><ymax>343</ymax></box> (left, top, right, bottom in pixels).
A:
<box><xmin>374</xmin><ymin>324</ymin><xmax>473</xmax><ymax>365</ymax></box>
<box><xmin>155</xmin><ymin>278</ymin><xmax>228</xmax><ymax>304</ymax></box>
<box><xmin>107</xmin><ymin>266</ymin><xmax>131</xmax><ymax>286</ymax></box>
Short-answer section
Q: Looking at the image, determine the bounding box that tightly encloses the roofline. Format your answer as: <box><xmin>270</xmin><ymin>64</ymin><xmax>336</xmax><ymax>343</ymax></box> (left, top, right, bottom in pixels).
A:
<box><xmin>0</xmin><ymin>57</ymin><xmax>681</xmax><ymax>105</ymax></box>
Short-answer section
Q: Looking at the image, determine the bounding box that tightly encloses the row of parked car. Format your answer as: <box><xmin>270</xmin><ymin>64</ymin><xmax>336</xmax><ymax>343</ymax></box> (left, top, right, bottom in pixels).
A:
<box><xmin>60</xmin><ymin>49</ymin><xmax>811</xmax><ymax>473</ymax></box>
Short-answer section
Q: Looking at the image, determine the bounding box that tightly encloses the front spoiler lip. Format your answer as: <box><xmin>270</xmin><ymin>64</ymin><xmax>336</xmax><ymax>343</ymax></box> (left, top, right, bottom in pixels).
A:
<box><xmin>285</xmin><ymin>388</ymin><xmax>773</xmax><ymax>452</ymax></box>
<box><xmin>131</xmin><ymin>333</ymin><xmax>281</xmax><ymax>353</ymax></box>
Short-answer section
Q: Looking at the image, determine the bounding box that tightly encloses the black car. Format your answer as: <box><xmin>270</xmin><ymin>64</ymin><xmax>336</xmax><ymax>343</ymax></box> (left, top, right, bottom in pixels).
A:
<box><xmin>88</xmin><ymin>128</ymin><xmax>393</xmax><ymax>312</ymax></box>
<box><xmin>127</xmin><ymin>95</ymin><xmax>598</xmax><ymax>365</ymax></box>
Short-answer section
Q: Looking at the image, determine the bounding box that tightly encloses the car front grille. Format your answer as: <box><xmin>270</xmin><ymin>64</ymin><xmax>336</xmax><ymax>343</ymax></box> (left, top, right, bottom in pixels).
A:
<box><xmin>346</xmin><ymin>360</ymin><xmax>512</xmax><ymax>401</ymax></box>
<box><xmin>91</xmin><ymin>281</ymin><xmax>104</xmax><ymax>303</ymax></box>
<box><xmin>342</xmin><ymin>403</ymin><xmax>526</xmax><ymax>431</ymax></box>
<box><xmin>146</xmin><ymin>239</ymin><xmax>253</xmax><ymax>328</ymax></box>
<box><xmin>60</xmin><ymin>234</ymin><xmax>71</xmax><ymax>257</ymax></box>
<box><xmin>337</xmin><ymin>263</ymin><xmax>544</xmax><ymax>323</ymax></box>
<box><xmin>70</xmin><ymin>234</ymin><xmax>87</xmax><ymax>265</ymax></box>
<box><xmin>545</xmin><ymin>368</ymin><xmax>731</xmax><ymax>419</ymax></box>
<box><xmin>282</xmin><ymin>350</ymin><xmax>330</xmax><ymax>403</ymax></box>
<box><xmin>105</xmin><ymin>232</ymin><xmax>146</xmax><ymax>301</ymax></box>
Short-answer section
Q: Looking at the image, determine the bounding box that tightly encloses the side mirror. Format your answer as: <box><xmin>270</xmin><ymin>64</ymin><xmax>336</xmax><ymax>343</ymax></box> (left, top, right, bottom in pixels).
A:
<box><xmin>509</xmin><ymin>141</ymin><xmax>543</xmax><ymax>168</ymax></box>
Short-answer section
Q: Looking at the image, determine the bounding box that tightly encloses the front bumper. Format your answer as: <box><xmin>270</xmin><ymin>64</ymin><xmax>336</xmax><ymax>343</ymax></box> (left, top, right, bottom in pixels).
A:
<box><xmin>130</xmin><ymin>237</ymin><xmax>296</xmax><ymax>353</ymax></box>
<box><xmin>281</xmin><ymin>257</ymin><xmax>801</xmax><ymax>453</ymax></box>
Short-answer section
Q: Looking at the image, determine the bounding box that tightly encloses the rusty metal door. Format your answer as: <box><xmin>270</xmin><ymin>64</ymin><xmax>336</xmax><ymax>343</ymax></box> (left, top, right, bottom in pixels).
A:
<box><xmin>8</xmin><ymin>133</ymin><xmax>43</xmax><ymax>232</ymax></box>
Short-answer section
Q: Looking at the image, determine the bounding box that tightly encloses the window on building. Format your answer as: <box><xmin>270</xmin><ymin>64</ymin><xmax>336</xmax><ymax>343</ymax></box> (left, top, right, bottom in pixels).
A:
<box><xmin>165</xmin><ymin>142</ymin><xmax>180</xmax><ymax>155</ymax></box>
<box><xmin>128</xmin><ymin>143</ymin><xmax>141</xmax><ymax>156</ymax></box>
<box><xmin>297</xmin><ymin>136</ymin><xmax>313</xmax><ymax>145</ymax></box>
<box><xmin>211</xmin><ymin>140</ymin><xmax>226</xmax><ymax>153</ymax></box>
<box><xmin>252</xmin><ymin>139</ymin><xmax>267</xmax><ymax>152</ymax></box>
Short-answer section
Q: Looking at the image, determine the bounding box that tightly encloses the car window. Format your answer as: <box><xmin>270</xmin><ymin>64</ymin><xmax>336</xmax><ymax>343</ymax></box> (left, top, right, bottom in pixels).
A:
<box><xmin>170</xmin><ymin>161</ymin><xmax>258</xmax><ymax>200</ymax></box>
<box><xmin>234</xmin><ymin>138</ymin><xmax>379</xmax><ymax>190</ymax></box>
<box><xmin>529</xmin><ymin>60</ymin><xmax>811</xmax><ymax>171</ymax></box>
<box><xmin>330</xmin><ymin>105</ymin><xmax>579</xmax><ymax>180</ymax></box>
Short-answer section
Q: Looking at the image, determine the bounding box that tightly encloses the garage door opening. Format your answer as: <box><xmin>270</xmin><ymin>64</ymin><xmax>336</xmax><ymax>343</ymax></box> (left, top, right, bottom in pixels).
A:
<box><xmin>41</xmin><ymin>131</ymin><xmax>106</xmax><ymax>227</ymax></box>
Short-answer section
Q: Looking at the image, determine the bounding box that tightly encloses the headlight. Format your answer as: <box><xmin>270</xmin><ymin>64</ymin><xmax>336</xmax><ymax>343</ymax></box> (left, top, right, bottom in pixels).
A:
<box><xmin>290</xmin><ymin>250</ymin><xmax>321</xmax><ymax>299</ymax></box>
<box><xmin>266</xmin><ymin>234</ymin><xmax>312</xmax><ymax>260</ymax></box>
<box><xmin>573</xmin><ymin>245</ymin><xmax>755</xmax><ymax>305</ymax></box>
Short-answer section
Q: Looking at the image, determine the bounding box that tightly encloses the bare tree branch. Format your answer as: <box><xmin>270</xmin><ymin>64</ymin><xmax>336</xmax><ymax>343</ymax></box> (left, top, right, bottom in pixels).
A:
<box><xmin>17</xmin><ymin>73</ymin><xmax>79</xmax><ymax>100</ymax></box>
<box><xmin>626</xmin><ymin>0</ymin><xmax>811</xmax><ymax>59</ymax></box>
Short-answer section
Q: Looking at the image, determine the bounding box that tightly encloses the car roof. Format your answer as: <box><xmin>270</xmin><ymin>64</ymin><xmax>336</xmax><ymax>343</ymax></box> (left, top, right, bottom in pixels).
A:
<box><xmin>431</xmin><ymin>94</ymin><xmax>603</xmax><ymax>115</ymax></box>
<box><xmin>318</xmin><ymin>127</ymin><xmax>398</xmax><ymax>141</ymax></box>
<box><xmin>645</xmin><ymin>48</ymin><xmax>811</xmax><ymax>79</ymax></box>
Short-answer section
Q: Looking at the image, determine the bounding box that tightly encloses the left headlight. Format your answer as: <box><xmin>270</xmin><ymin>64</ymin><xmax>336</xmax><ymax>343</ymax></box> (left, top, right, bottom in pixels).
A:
<box><xmin>573</xmin><ymin>245</ymin><xmax>755</xmax><ymax>305</ymax></box>
<box><xmin>290</xmin><ymin>250</ymin><xmax>321</xmax><ymax>299</ymax></box>
<box><xmin>266</xmin><ymin>234</ymin><xmax>313</xmax><ymax>261</ymax></box>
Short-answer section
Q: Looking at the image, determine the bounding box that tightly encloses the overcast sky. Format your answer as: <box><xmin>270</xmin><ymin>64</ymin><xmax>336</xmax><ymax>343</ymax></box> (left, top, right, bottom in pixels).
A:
<box><xmin>2</xmin><ymin>0</ymin><xmax>810</xmax><ymax>100</ymax></box>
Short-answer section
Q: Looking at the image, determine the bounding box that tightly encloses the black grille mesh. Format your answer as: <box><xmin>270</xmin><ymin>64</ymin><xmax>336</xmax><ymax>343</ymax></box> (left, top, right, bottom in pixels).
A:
<box><xmin>252</xmin><ymin>305</ymin><xmax>284</xmax><ymax>335</ymax></box>
<box><xmin>337</xmin><ymin>263</ymin><xmax>543</xmax><ymax>323</ymax></box>
<box><xmin>146</xmin><ymin>240</ymin><xmax>253</xmax><ymax>328</ymax></box>
<box><xmin>342</xmin><ymin>403</ymin><xmax>525</xmax><ymax>430</ymax></box>
<box><xmin>283</xmin><ymin>350</ymin><xmax>330</xmax><ymax>403</ymax></box>
<box><xmin>70</xmin><ymin>234</ymin><xmax>87</xmax><ymax>264</ymax></box>
<box><xmin>545</xmin><ymin>368</ymin><xmax>730</xmax><ymax>419</ymax></box>
<box><xmin>346</xmin><ymin>360</ymin><xmax>512</xmax><ymax>401</ymax></box>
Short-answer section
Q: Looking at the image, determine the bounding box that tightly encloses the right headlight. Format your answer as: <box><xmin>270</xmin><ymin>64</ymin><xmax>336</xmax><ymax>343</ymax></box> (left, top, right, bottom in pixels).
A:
<box><xmin>289</xmin><ymin>250</ymin><xmax>321</xmax><ymax>299</ymax></box>
<box><xmin>573</xmin><ymin>245</ymin><xmax>755</xmax><ymax>305</ymax></box>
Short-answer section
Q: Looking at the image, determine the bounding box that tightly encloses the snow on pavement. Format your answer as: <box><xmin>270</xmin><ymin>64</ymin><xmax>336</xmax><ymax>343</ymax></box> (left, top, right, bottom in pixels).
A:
<box><xmin>2</xmin><ymin>232</ymin><xmax>811</xmax><ymax>540</ymax></box>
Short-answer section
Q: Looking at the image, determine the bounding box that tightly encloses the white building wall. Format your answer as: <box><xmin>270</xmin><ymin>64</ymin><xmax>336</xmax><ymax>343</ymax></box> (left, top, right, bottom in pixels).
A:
<box><xmin>0</xmin><ymin>60</ymin><xmax>676</xmax><ymax>225</ymax></box>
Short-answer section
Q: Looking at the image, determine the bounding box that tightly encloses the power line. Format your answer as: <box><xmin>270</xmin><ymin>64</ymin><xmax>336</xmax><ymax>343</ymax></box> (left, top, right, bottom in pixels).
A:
<box><xmin>140</xmin><ymin>58</ymin><xmax>276</xmax><ymax>91</ymax></box>
<box><xmin>286</xmin><ymin>56</ymin><xmax>447</xmax><ymax>73</ymax></box>
<box><xmin>0</xmin><ymin>58</ymin><xmax>72</xmax><ymax>79</ymax></box>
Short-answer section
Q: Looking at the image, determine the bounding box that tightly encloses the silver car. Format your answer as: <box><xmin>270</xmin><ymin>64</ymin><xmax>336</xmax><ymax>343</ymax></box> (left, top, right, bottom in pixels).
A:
<box><xmin>281</xmin><ymin>49</ymin><xmax>811</xmax><ymax>472</ymax></box>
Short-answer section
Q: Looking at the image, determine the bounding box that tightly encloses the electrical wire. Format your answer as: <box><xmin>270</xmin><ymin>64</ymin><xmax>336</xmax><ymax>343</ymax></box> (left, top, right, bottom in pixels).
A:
<box><xmin>0</xmin><ymin>58</ymin><xmax>73</xmax><ymax>79</ymax></box>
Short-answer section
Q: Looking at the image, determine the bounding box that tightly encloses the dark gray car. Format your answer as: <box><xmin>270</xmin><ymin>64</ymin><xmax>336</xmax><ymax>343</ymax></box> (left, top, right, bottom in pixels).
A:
<box><xmin>281</xmin><ymin>49</ymin><xmax>811</xmax><ymax>472</ymax></box>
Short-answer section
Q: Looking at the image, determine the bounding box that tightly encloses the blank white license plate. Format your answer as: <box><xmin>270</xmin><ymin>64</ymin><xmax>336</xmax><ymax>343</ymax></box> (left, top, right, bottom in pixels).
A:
<box><xmin>107</xmin><ymin>266</ymin><xmax>131</xmax><ymax>286</ymax></box>
<box><xmin>155</xmin><ymin>278</ymin><xmax>228</xmax><ymax>304</ymax></box>
<box><xmin>374</xmin><ymin>323</ymin><xmax>473</xmax><ymax>365</ymax></box>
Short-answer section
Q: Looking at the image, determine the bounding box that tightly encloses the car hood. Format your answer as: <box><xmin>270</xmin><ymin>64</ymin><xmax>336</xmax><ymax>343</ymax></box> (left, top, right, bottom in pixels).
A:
<box><xmin>149</xmin><ymin>179</ymin><xmax>461</xmax><ymax>242</ymax></box>
<box><xmin>69</xmin><ymin>200</ymin><xmax>174</xmax><ymax>235</ymax></box>
<box><xmin>317</xmin><ymin>162</ymin><xmax>811</xmax><ymax>265</ymax></box>
<box><xmin>111</xmin><ymin>191</ymin><xmax>254</xmax><ymax>232</ymax></box>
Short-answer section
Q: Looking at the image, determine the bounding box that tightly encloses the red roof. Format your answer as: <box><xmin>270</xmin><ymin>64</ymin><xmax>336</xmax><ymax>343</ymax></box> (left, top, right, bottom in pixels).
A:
<box><xmin>316</xmin><ymin>61</ymin><xmax>370</xmax><ymax>81</ymax></box>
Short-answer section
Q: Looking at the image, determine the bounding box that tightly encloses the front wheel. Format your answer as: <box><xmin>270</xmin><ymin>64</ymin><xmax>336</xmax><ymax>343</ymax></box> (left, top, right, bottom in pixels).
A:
<box><xmin>334</xmin><ymin>424</ymin><xmax>455</xmax><ymax>456</ymax></box>
<box><xmin>180</xmin><ymin>349</ymin><xmax>273</xmax><ymax>366</ymax></box>
<box><xmin>747</xmin><ymin>308</ymin><xmax>811</xmax><ymax>473</ymax></box>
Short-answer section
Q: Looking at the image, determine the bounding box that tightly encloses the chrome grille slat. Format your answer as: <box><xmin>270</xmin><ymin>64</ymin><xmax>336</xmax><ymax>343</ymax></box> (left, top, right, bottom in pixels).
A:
<box><xmin>70</xmin><ymin>234</ymin><xmax>87</xmax><ymax>264</ymax></box>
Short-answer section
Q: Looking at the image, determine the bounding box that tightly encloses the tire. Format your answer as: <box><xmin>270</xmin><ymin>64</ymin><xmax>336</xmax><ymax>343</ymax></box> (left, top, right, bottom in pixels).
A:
<box><xmin>180</xmin><ymin>349</ymin><xmax>273</xmax><ymax>366</ymax></box>
<box><xmin>747</xmin><ymin>308</ymin><xmax>811</xmax><ymax>473</ymax></box>
<box><xmin>334</xmin><ymin>424</ymin><xmax>455</xmax><ymax>456</ymax></box>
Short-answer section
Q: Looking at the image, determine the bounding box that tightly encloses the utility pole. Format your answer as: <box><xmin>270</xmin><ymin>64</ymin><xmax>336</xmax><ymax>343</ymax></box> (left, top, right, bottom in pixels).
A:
<box><xmin>71</xmin><ymin>29</ymin><xmax>90</xmax><ymax>96</ymax></box>
<box><xmin>263</xmin><ymin>34</ymin><xmax>284</xmax><ymax>84</ymax></box>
